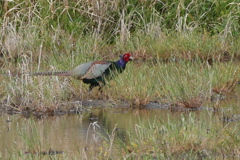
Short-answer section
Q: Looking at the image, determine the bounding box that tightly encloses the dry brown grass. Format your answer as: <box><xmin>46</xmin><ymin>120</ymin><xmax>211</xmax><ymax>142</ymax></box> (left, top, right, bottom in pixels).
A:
<box><xmin>171</xmin><ymin>97</ymin><xmax>203</xmax><ymax>109</ymax></box>
<box><xmin>213</xmin><ymin>79</ymin><xmax>238</xmax><ymax>95</ymax></box>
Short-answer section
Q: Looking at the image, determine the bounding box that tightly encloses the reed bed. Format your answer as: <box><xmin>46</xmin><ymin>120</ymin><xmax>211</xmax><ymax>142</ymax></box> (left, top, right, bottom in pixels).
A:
<box><xmin>0</xmin><ymin>0</ymin><xmax>240</xmax><ymax>109</ymax></box>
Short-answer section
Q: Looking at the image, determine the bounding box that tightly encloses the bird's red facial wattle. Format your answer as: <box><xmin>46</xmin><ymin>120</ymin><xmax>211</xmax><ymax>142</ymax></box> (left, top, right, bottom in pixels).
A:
<box><xmin>122</xmin><ymin>53</ymin><xmax>133</xmax><ymax>62</ymax></box>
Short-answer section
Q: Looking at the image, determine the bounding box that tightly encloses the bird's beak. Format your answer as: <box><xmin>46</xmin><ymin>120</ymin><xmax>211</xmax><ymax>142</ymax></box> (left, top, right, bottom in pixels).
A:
<box><xmin>129</xmin><ymin>56</ymin><xmax>134</xmax><ymax>61</ymax></box>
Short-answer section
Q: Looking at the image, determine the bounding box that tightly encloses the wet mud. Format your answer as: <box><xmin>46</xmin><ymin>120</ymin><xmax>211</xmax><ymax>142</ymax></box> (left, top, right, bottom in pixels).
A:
<box><xmin>0</xmin><ymin>99</ymin><xmax>206</xmax><ymax>118</ymax></box>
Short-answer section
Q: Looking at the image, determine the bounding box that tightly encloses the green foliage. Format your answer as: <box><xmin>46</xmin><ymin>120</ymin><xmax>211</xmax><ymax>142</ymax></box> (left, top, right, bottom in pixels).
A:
<box><xmin>1</xmin><ymin>0</ymin><xmax>239</xmax><ymax>40</ymax></box>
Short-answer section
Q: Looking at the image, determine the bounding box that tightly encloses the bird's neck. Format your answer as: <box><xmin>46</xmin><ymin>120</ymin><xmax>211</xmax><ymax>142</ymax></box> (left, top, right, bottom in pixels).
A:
<box><xmin>116</xmin><ymin>59</ymin><xmax>127</xmax><ymax>69</ymax></box>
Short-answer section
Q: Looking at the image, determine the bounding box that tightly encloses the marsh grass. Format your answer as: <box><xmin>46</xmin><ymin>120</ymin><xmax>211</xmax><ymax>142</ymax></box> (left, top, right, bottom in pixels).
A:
<box><xmin>3</xmin><ymin>118</ymin><xmax>66</xmax><ymax>160</ymax></box>
<box><xmin>1</xmin><ymin>3</ymin><xmax>239</xmax><ymax>160</ymax></box>
<box><xmin>2</xmin><ymin>110</ymin><xmax>240</xmax><ymax>159</ymax></box>
<box><xmin>106</xmin><ymin>60</ymin><xmax>240</xmax><ymax>108</ymax></box>
<box><xmin>1</xmin><ymin>0</ymin><xmax>240</xmax><ymax>110</ymax></box>
<box><xmin>94</xmin><ymin>112</ymin><xmax>240</xmax><ymax>159</ymax></box>
<box><xmin>1</xmin><ymin>50</ymin><xmax>240</xmax><ymax>110</ymax></box>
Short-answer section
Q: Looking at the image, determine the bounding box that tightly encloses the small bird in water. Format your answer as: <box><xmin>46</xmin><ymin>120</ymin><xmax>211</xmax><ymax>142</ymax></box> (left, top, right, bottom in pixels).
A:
<box><xmin>29</xmin><ymin>53</ymin><xmax>133</xmax><ymax>92</ymax></box>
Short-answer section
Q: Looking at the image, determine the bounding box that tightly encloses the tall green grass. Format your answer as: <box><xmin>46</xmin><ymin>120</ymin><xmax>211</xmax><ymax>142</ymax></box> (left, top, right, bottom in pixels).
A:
<box><xmin>103</xmin><ymin>60</ymin><xmax>239</xmax><ymax>107</ymax></box>
<box><xmin>1</xmin><ymin>0</ymin><xmax>239</xmax><ymax>63</ymax></box>
<box><xmin>1</xmin><ymin>0</ymin><xmax>239</xmax><ymax>60</ymax></box>
<box><xmin>1</xmin><ymin>0</ymin><xmax>239</xmax><ymax>37</ymax></box>
<box><xmin>0</xmin><ymin>0</ymin><xmax>240</xmax><ymax>109</ymax></box>
<box><xmin>1</xmin><ymin>48</ymin><xmax>240</xmax><ymax>109</ymax></box>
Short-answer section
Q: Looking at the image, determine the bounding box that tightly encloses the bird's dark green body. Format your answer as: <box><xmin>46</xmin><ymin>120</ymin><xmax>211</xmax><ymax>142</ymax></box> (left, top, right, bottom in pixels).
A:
<box><xmin>82</xmin><ymin>62</ymin><xmax>124</xmax><ymax>90</ymax></box>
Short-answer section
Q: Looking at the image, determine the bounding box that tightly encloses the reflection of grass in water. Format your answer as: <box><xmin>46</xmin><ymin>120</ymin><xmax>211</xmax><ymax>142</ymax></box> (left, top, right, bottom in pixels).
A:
<box><xmin>4</xmin><ymin>110</ymin><xmax>240</xmax><ymax>159</ymax></box>
<box><xmin>91</xmin><ymin>112</ymin><xmax>240</xmax><ymax>159</ymax></box>
<box><xmin>15</xmin><ymin>119</ymin><xmax>65</xmax><ymax>159</ymax></box>
<box><xmin>17</xmin><ymin>119</ymin><xmax>40</xmax><ymax>153</ymax></box>
<box><xmin>16</xmin><ymin>119</ymin><xmax>49</xmax><ymax>159</ymax></box>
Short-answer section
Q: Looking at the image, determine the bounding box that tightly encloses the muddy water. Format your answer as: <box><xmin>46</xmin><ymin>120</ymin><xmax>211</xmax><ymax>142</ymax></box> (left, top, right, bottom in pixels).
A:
<box><xmin>1</xmin><ymin>100</ymin><xmax>240</xmax><ymax>158</ymax></box>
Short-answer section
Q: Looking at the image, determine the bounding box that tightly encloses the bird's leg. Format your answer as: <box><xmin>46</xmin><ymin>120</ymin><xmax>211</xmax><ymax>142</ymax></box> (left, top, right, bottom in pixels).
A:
<box><xmin>96</xmin><ymin>86</ymin><xmax>103</xmax><ymax>99</ymax></box>
<box><xmin>88</xmin><ymin>85</ymin><xmax>94</xmax><ymax>95</ymax></box>
<box><xmin>98</xmin><ymin>82</ymin><xmax>105</xmax><ymax>93</ymax></box>
<box><xmin>98</xmin><ymin>82</ymin><xmax>107</xmax><ymax>99</ymax></box>
<box><xmin>98</xmin><ymin>86</ymin><xmax>103</xmax><ymax>94</ymax></box>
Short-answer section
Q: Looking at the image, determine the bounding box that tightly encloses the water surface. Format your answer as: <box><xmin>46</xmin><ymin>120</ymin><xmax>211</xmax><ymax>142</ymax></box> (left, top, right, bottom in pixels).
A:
<box><xmin>0</xmin><ymin>99</ymin><xmax>240</xmax><ymax>158</ymax></box>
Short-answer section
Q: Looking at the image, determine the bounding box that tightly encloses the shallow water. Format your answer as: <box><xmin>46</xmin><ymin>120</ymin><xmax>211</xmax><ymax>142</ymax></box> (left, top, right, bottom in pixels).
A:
<box><xmin>0</xmin><ymin>98</ymin><xmax>240</xmax><ymax>158</ymax></box>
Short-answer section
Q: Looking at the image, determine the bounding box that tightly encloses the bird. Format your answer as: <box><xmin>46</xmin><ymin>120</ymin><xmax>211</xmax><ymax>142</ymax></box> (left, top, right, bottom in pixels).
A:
<box><xmin>29</xmin><ymin>53</ymin><xmax>133</xmax><ymax>92</ymax></box>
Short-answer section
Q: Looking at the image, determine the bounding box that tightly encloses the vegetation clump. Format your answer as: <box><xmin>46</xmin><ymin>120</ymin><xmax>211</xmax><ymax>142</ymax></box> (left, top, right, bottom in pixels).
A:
<box><xmin>0</xmin><ymin>0</ymin><xmax>239</xmax><ymax>110</ymax></box>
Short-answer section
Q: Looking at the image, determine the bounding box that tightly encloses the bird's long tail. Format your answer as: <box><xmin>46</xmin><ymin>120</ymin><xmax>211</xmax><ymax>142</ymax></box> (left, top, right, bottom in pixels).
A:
<box><xmin>28</xmin><ymin>71</ymin><xmax>71</xmax><ymax>76</ymax></box>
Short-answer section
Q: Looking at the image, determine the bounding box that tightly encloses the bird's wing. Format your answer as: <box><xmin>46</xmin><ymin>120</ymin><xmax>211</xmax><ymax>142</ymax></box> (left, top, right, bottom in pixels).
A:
<box><xmin>81</xmin><ymin>61</ymin><xmax>111</xmax><ymax>79</ymax></box>
<box><xmin>68</xmin><ymin>61</ymin><xmax>93</xmax><ymax>79</ymax></box>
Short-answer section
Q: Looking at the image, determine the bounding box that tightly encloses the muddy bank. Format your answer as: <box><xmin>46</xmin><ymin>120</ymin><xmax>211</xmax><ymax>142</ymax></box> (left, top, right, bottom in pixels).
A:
<box><xmin>0</xmin><ymin>100</ymin><xmax>131</xmax><ymax>118</ymax></box>
<box><xmin>0</xmin><ymin>99</ymin><xmax>208</xmax><ymax>119</ymax></box>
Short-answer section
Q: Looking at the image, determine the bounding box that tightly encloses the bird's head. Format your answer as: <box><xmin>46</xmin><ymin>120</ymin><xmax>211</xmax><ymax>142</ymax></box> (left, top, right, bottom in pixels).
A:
<box><xmin>120</xmin><ymin>53</ymin><xmax>134</xmax><ymax>62</ymax></box>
